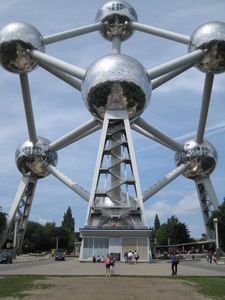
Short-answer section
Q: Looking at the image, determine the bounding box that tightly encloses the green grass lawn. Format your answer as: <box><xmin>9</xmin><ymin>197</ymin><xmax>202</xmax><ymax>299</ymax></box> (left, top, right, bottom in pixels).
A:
<box><xmin>0</xmin><ymin>275</ymin><xmax>225</xmax><ymax>299</ymax></box>
<box><xmin>0</xmin><ymin>275</ymin><xmax>54</xmax><ymax>299</ymax></box>
<box><xmin>173</xmin><ymin>276</ymin><xmax>225</xmax><ymax>299</ymax></box>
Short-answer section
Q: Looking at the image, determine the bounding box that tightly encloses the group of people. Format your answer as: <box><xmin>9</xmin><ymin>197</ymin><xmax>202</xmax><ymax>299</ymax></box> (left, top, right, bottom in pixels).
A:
<box><xmin>206</xmin><ymin>252</ymin><xmax>217</xmax><ymax>263</ymax></box>
<box><xmin>105</xmin><ymin>253</ymin><xmax>115</xmax><ymax>277</ymax></box>
<box><xmin>92</xmin><ymin>255</ymin><xmax>104</xmax><ymax>263</ymax></box>
<box><xmin>124</xmin><ymin>250</ymin><xmax>139</xmax><ymax>264</ymax></box>
<box><xmin>93</xmin><ymin>251</ymin><xmax>140</xmax><ymax>277</ymax></box>
<box><xmin>94</xmin><ymin>250</ymin><xmax>180</xmax><ymax>276</ymax></box>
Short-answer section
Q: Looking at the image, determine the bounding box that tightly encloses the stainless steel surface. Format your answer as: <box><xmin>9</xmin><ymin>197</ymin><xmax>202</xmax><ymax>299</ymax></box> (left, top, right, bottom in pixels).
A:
<box><xmin>188</xmin><ymin>21</ymin><xmax>225</xmax><ymax>74</ymax></box>
<box><xmin>95</xmin><ymin>192</ymin><xmax>137</xmax><ymax>208</ymax></box>
<box><xmin>174</xmin><ymin>138</ymin><xmax>218</xmax><ymax>180</ymax></box>
<box><xmin>15</xmin><ymin>137</ymin><xmax>58</xmax><ymax>179</ymax></box>
<box><xmin>95</xmin><ymin>0</ymin><xmax>137</xmax><ymax>41</ymax></box>
<box><xmin>81</xmin><ymin>53</ymin><xmax>151</xmax><ymax>121</ymax></box>
<box><xmin>0</xmin><ymin>22</ymin><xmax>45</xmax><ymax>74</ymax></box>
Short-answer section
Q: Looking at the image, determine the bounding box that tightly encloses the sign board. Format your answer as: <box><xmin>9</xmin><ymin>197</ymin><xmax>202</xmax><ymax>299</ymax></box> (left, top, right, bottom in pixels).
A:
<box><xmin>6</xmin><ymin>243</ymin><xmax>10</xmax><ymax>249</ymax></box>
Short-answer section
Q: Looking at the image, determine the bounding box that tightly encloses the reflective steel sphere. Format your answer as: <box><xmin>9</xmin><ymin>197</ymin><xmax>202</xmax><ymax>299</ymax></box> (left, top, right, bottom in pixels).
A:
<box><xmin>174</xmin><ymin>138</ymin><xmax>218</xmax><ymax>180</ymax></box>
<box><xmin>81</xmin><ymin>54</ymin><xmax>151</xmax><ymax>121</ymax></box>
<box><xmin>95</xmin><ymin>192</ymin><xmax>137</xmax><ymax>208</ymax></box>
<box><xmin>95</xmin><ymin>0</ymin><xmax>138</xmax><ymax>41</ymax></box>
<box><xmin>188</xmin><ymin>21</ymin><xmax>225</xmax><ymax>74</ymax></box>
<box><xmin>0</xmin><ymin>22</ymin><xmax>45</xmax><ymax>74</ymax></box>
<box><xmin>15</xmin><ymin>137</ymin><xmax>58</xmax><ymax>179</ymax></box>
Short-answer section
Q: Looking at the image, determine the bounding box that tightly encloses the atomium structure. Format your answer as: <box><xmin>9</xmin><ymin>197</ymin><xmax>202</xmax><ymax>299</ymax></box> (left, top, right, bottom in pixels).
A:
<box><xmin>0</xmin><ymin>1</ymin><xmax>224</xmax><ymax>260</ymax></box>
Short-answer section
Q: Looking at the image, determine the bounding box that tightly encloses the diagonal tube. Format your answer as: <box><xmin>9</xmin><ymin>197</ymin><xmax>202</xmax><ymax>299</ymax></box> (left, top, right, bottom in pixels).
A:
<box><xmin>39</xmin><ymin>63</ymin><xmax>81</xmax><ymax>91</ymax></box>
<box><xmin>29</xmin><ymin>50</ymin><xmax>86</xmax><ymax>80</ymax></box>
<box><xmin>43</xmin><ymin>23</ymin><xmax>105</xmax><ymax>45</ymax></box>
<box><xmin>196</xmin><ymin>73</ymin><xmax>214</xmax><ymax>143</ymax></box>
<box><xmin>19</xmin><ymin>74</ymin><xmax>37</xmax><ymax>143</ymax></box>
<box><xmin>142</xmin><ymin>164</ymin><xmax>187</xmax><ymax>202</ymax></box>
<box><xmin>147</xmin><ymin>50</ymin><xmax>204</xmax><ymax>80</ymax></box>
<box><xmin>54</xmin><ymin>125</ymin><xmax>101</xmax><ymax>151</ymax></box>
<box><xmin>152</xmin><ymin>63</ymin><xmax>192</xmax><ymax>90</ymax></box>
<box><xmin>131</xmin><ymin>22</ymin><xmax>190</xmax><ymax>44</ymax></box>
<box><xmin>46</xmin><ymin>164</ymin><xmax>90</xmax><ymax>202</ymax></box>
<box><xmin>135</xmin><ymin>117</ymin><xmax>182</xmax><ymax>151</ymax></box>
<box><xmin>131</xmin><ymin>124</ymin><xmax>174</xmax><ymax>150</ymax></box>
<box><xmin>49</xmin><ymin>118</ymin><xmax>100</xmax><ymax>151</ymax></box>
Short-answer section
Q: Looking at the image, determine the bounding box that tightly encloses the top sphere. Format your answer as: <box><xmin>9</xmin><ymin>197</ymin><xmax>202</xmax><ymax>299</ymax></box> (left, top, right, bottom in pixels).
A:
<box><xmin>0</xmin><ymin>22</ymin><xmax>45</xmax><ymax>74</ymax></box>
<box><xmin>95</xmin><ymin>1</ymin><xmax>138</xmax><ymax>42</ymax></box>
<box><xmin>188</xmin><ymin>21</ymin><xmax>225</xmax><ymax>74</ymax></box>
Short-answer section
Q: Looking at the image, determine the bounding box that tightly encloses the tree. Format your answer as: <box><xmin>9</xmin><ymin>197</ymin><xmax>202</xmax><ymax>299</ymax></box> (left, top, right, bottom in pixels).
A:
<box><xmin>149</xmin><ymin>226</ymin><xmax>155</xmax><ymax>243</ymax></box>
<box><xmin>154</xmin><ymin>214</ymin><xmax>161</xmax><ymax>232</ymax></box>
<box><xmin>56</xmin><ymin>226</ymin><xmax>70</xmax><ymax>250</ymax></box>
<box><xmin>155</xmin><ymin>223</ymin><xmax>169</xmax><ymax>245</ymax></box>
<box><xmin>61</xmin><ymin>206</ymin><xmax>75</xmax><ymax>233</ymax></box>
<box><xmin>208</xmin><ymin>197</ymin><xmax>225</xmax><ymax>251</ymax></box>
<box><xmin>0</xmin><ymin>206</ymin><xmax>7</xmax><ymax>234</ymax></box>
<box><xmin>198</xmin><ymin>233</ymin><xmax>208</xmax><ymax>242</ymax></box>
<box><xmin>23</xmin><ymin>221</ymin><xmax>44</xmax><ymax>252</ymax></box>
<box><xmin>155</xmin><ymin>215</ymin><xmax>191</xmax><ymax>245</ymax></box>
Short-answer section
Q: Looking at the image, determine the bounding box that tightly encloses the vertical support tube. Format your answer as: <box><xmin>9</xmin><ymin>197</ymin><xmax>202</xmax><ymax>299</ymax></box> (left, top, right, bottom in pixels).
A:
<box><xmin>196</xmin><ymin>73</ymin><xmax>214</xmax><ymax>143</ymax></box>
<box><xmin>20</xmin><ymin>74</ymin><xmax>37</xmax><ymax>143</ymax></box>
<box><xmin>112</xmin><ymin>36</ymin><xmax>121</xmax><ymax>54</ymax></box>
<box><xmin>111</xmin><ymin>132</ymin><xmax>121</xmax><ymax>197</ymax></box>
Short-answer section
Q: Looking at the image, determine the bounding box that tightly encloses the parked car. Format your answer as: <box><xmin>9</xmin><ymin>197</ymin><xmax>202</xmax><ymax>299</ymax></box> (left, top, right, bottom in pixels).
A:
<box><xmin>0</xmin><ymin>252</ymin><xmax>13</xmax><ymax>264</ymax></box>
<box><xmin>55</xmin><ymin>252</ymin><xmax>65</xmax><ymax>261</ymax></box>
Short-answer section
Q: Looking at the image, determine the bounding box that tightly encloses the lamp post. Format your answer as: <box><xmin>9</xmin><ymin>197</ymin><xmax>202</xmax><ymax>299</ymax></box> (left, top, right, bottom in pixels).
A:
<box><xmin>56</xmin><ymin>237</ymin><xmax>58</xmax><ymax>252</ymax></box>
<box><xmin>213</xmin><ymin>218</ymin><xmax>220</xmax><ymax>261</ymax></box>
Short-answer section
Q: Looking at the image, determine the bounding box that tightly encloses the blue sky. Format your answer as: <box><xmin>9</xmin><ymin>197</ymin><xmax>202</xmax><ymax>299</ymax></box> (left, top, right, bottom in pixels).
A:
<box><xmin>0</xmin><ymin>0</ymin><xmax>225</xmax><ymax>238</ymax></box>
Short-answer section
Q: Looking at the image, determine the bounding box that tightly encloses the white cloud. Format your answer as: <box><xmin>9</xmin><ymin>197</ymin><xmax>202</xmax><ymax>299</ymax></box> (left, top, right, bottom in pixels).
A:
<box><xmin>173</xmin><ymin>193</ymin><xmax>200</xmax><ymax>215</ymax></box>
<box><xmin>145</xmin><ymin>192</ymin><xmax>200</xmax><ymax>221</ymax></box>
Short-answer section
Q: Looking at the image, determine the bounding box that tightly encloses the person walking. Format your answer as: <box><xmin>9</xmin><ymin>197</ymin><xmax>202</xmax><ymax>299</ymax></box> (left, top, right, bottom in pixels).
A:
<box><xmin>105</xmin><ymin>253</ymin><xmax>110</xmax><ymax>277</ymax></box>
<box><xmin>134</xmin><ymin>250</ymin><xmax>139</xmax><ymax>264</ymax></box>
<box><xmin>128</xmin><ymin>251</ymin><xmax>133</xmax><ymax>264</ymax></box>
<box><xmin>110</xmin><ymin>254</ymin><xmax>115</xmax><ymax>277</ymax></box>
<box><xmin>171</xmin><ymin>250</ymin><xmax>179</xmax><ymax>275</ymax></box>
<box><xmin>124</xmin><ymin>250</ymin><xmax>128</xmax><ymax>263</ymax></box>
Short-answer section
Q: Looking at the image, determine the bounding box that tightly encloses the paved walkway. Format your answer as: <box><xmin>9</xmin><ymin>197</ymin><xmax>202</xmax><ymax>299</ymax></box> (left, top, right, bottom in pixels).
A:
<box><xmin>0</xmin><ymin>256</ymin><xmax>225</xmax><ymax>277</ymax></box>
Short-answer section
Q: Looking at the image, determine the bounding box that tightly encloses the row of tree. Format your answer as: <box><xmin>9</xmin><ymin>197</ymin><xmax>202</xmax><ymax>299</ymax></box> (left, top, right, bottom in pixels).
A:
<box><xmin>0</xmin><ymin>206</ymin><xmax>79</xmax><ymax>253</ymax></box>
<box><xmin>149</xmin><ymin>214</ymin><xmax>193</xmax><ymax>246</ymax></box>
<box><xmin>23</xmin><ymin>206</ymin><xmax>79</xmax><ymax>253</ymax></box>
<box><xmin>149</xmin><ymin>197</ymin><xmax>225</xmax><ymax>251</ymax></box>
<box><xmin>208</xmin><ymin>197</ymin><xmax>225</xmax><ymax>251</ymax></box>
<box><xmin>0</xmin><ymin>206</ymin><xmax>7</xmax><ymax>234</ymax></box>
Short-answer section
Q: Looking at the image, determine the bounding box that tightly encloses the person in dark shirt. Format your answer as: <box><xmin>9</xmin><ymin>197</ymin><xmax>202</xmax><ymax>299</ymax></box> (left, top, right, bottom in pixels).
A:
<box><xmin>110</xmin><ymin>254</ymin><xmax>115</xmax><ymax>277</ymax></box>
<box><xmin>171</xmin><ymin>250</ymin><xmax>179</xmax><ymax>275</ymax></box>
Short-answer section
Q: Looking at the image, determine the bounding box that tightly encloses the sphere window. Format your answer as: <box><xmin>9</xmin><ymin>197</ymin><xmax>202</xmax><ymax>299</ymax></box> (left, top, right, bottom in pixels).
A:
<box><xmin>106</xmin><ymin>3</ymin><xmax>125</xmax><ymax>11</ymax></box>
<box><xmin>129</xmin><ymin>8</ymin><xmax>137</xmax><ymax>19</ymax></box>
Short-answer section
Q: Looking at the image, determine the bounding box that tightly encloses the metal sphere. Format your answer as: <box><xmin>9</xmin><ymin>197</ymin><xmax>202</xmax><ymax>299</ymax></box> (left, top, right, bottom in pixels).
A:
<box><xmin>188</xmin><ymin>21</ymin><xmax>225</xmax><ymax>74</ymax></box>
<box><xmin>95</xmin><ymin>0</ymin><xmax>138</xmax><ymax>42</ymax></box>
<box><xmin>81</xmin><ymin>53</ymin><xmax>151</xmax><ymax>121</ymax></box>
<box><xmin>0</xmin><ymin>22</ymin><xmax>45</xmax><ymax>74</ymax></box>
<box><xmin>174</xmin><ymin>138</ymin><xmax>218</xmax><ymax>180</ymax></box>
<box><xmin>95</xmin><ymin>192</ymin><xmax>137</xmax><ymax>208</ymax></box>
<box><xmin>15</xmin><ymin>137</ymin><xmax>58</xmax><ymax>179</ymax></box>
